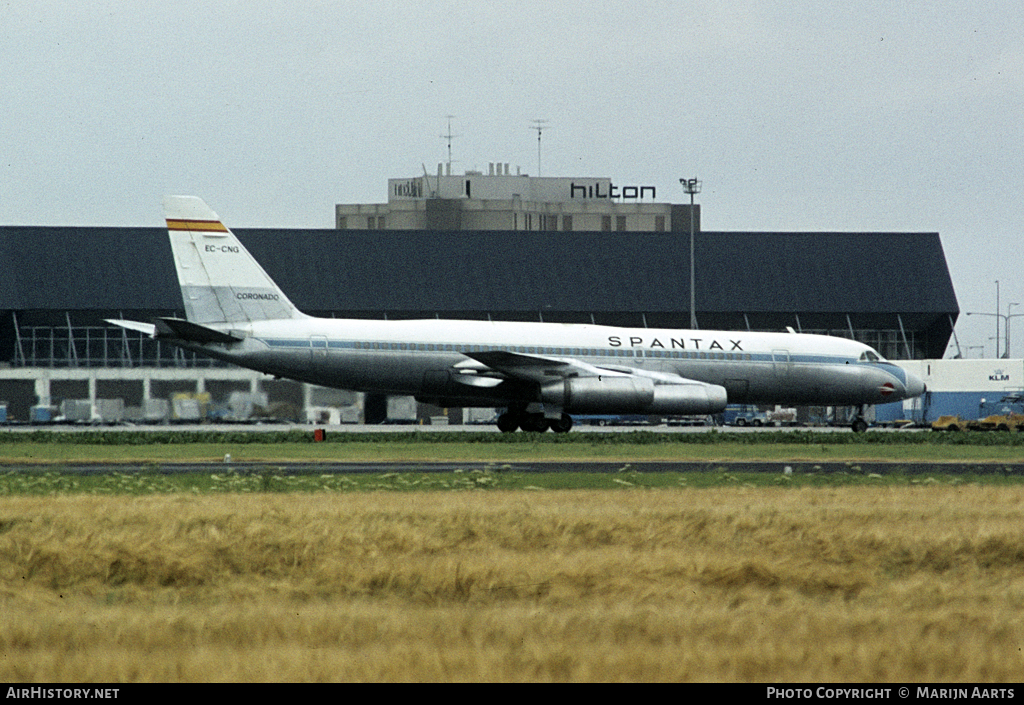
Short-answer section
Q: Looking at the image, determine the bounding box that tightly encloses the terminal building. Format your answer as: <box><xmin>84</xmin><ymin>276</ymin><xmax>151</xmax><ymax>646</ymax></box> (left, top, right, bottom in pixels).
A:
<box><xmin>0</xmin><ymin>167</ymin><xmax>960</xmax><ymax>424</ymax></box>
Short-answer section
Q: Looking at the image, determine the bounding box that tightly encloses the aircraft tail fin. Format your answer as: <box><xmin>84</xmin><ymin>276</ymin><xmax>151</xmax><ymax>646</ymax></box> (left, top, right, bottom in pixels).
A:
<box><xmin>163</xmin><ymin>196</ymin><xmax>306</xmax><ymax>324</ymax></box>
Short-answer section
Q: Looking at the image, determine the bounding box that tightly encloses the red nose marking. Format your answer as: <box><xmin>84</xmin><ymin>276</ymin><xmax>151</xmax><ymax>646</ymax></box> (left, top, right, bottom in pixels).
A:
<box><xmin>879</xmin><ymin>382</ymin><xmax>895</xmax><ymax>396</ymax></box>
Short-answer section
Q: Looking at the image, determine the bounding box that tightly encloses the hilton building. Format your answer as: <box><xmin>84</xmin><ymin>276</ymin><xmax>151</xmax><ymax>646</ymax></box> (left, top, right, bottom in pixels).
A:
<box><xmin>336</xmin><ymin>165</ymin><xmax>698</xmax><ymax>233</ymax></box>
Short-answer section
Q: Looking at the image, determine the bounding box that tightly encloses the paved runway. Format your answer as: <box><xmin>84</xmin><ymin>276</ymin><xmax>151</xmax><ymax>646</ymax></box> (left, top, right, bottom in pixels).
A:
<box><xmin>4</xmin><ymin>422</ymin><xmax>913</xmax><ymax>434</ymax></box>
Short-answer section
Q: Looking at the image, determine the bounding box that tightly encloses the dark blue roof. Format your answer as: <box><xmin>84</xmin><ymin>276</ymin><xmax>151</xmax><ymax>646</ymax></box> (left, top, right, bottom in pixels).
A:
<box><xmin>0</xmin><ymin>226</ymin><xmax>958</xmax><ymax>357</ymax></box>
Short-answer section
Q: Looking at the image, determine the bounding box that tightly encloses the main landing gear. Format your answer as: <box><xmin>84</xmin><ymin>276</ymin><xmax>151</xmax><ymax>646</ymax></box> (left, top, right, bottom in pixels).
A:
<box><xmin>497</xmin><ymin>406</ymin><xmax>574</xmax><ymax>433</ymax></box>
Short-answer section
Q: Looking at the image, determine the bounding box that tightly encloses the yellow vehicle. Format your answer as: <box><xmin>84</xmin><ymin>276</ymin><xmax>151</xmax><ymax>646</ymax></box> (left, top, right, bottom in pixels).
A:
<box><xmin>967</xmin><ymin>413</ymin><xmax>1024</xmax><ymax>432</ymax></box>
<box><xmin>931</xmin><ymin>415</ymin><xmax>966</xmax><ymax>431</ymax></box>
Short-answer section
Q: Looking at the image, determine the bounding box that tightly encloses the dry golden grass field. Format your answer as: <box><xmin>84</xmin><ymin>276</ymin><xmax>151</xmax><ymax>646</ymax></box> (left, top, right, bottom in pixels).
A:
<box><xmin>2</xmin><ymin>485</ymin><xmax>1024</xmax><ymax>682</ymax></box>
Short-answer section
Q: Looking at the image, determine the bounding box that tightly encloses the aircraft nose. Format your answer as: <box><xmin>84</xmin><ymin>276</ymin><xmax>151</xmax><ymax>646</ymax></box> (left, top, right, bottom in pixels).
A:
<box><xmin>904</xmin><ymin>371</ymin><xmax>926</xmax><ymax>399</ymax></box>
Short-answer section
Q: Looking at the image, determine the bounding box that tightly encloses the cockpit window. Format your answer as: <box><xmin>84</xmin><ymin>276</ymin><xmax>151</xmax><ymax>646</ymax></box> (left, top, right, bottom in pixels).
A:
<box><xmin>858</xmin><ymin>349</ymin><xmax>882</xmax><ymax>362</ymax></box>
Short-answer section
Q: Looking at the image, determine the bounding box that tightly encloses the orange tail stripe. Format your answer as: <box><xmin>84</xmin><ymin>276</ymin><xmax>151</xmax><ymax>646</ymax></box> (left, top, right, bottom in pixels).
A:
<box><xmin>166</xmin><ymin>219</ymin><xmax>228</xmax><ymax>232</ymax></box>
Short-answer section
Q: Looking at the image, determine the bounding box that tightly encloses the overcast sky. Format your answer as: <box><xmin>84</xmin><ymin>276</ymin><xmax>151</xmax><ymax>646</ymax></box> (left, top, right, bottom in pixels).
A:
<box><xmin>3</xmin><ymin>1</ymin><xmax>1022</xmax><ymax>358</ymax></box>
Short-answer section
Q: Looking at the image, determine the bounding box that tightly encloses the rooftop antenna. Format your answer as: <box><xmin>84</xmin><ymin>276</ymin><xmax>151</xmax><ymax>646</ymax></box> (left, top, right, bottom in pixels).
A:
<box><xmin>530</xmin><ymin>119</ymin><xmax>549</xmax><ymax>176</ymax></box>
<box><xmin>441</xmin><ymin>115</ymin><xmax>457</xmax><ymax>175</ymax></box>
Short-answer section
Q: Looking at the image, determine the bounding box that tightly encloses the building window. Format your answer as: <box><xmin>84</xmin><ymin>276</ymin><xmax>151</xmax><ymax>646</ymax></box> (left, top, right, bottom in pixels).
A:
<box><xmin>655</xmin><ymin>216</ymin><xmax>665</xmax><ymax>232</ymax></box>
<box><xmin>367</xmin><ymin>216</ymin><xmax>376</xmax><ymax>229</ymax></box>
<box><xmin>337</xmin><ymin>216</ymin><xmax>347</xmax><ymax>229</ymax></box>
<box><xmin>562</xmin><ymin>216</ymin><xmax>572</xmax><ymax>232</ymax></box>
<box><xmin>377</xmin><ymin>216</ymin><xmax>386</xmax><ymax>229</ymax></box>
<box><xmin>602</xmin><ymin>215</ymin><xmax>612</xmax><ymax>232</ymax></box>
<box><xmin>616</xmin><ymin>215</ymin><xmax>627</xmax><ymax>231</ymax></box>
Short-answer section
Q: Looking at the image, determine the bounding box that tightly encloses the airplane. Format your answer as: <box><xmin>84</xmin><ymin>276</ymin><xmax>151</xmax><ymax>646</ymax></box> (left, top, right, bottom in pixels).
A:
<box><xmin>108</xmin><ymin>196</ymin><xmax>926</xmax><ymax>433</ymax></box>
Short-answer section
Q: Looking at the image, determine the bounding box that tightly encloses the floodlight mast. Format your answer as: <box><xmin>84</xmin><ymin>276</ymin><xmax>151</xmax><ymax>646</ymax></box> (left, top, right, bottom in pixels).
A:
<box><xmin>531</xmin><ymin>119</ymin><xmax>549</xmax><ymax>176</ymax></box>
<box><xmin>967</xmin><ymin>300</ymin><xmax>1024</xmax><ymax>359</ymax></box>
<box><xmin>441</xmin><ymin>115</ymin><xmax>457</xmax><ymax>175</ymax></box>
<box><xmin>680</xmin><ymin>178</ymin><xmax>702</xmax><ymax>329</ymax></box>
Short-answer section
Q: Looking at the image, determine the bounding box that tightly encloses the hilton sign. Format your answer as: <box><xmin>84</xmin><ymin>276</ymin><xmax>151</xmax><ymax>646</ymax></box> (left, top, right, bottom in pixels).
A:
<box><xmin>570</xmin><ymin>182</ymin><xmax>656</xmax><ymax>199</ymax></box>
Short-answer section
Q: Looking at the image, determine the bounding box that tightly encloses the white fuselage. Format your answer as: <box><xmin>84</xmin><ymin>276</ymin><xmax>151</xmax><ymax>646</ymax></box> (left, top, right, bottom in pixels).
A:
<box><xmin>182</xmin><ymin>316</ymin><xmax>925</xmax><ymax>409</ymax></box>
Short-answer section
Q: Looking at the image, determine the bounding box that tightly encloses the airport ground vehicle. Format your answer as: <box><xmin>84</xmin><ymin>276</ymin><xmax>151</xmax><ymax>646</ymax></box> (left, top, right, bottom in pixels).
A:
<box><xmin>725</xmin><ymin>405</ymin><xmax>768</xmax><ymax>426</ymax></box>
<box><xmin>966</xmin><ymin>413</ymin><xmax>1024</xmax><ymax>432</ymax></box>
<box><xmin>931</xmin><ymin>415</ymin><xmax>966</xmax><ymax>431</ymax></box>
<box><xmin>933</xmin><ymin>414</ymin><xmax>1024</xmax><ymax>431</ymax></box>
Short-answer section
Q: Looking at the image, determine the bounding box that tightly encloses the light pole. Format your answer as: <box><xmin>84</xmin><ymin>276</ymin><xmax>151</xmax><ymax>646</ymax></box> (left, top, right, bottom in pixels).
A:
<box><xmin>966</xmin><ymin>308</ymin><xmax>1024</xmax><ymax>358</ymax></box>
<box><xmin>1006</xmin><ymin>303</ymin><xmax>1019</xmax><ymax>358</ymax></box>
<box><xmin>996</xmin><ymin>281</ymin><xmax>1000</xmax><ymax>360</ymax></box>
<box><xmin>680</xmin><ymin>178</ymin><xmax>701</xmax><ymax>329</ymax></box>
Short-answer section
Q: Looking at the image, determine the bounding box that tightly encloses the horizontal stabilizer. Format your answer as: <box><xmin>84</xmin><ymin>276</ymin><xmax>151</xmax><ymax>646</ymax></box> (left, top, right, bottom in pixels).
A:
<box><xmin>105</xmin><ymin>319</ymin><xmax>157</xmax><ymax>337</ymax></box>
<box><xmin>154</xmin><ymin>317</ymin><xmax>242</xmax><ymax>344</ymax></box>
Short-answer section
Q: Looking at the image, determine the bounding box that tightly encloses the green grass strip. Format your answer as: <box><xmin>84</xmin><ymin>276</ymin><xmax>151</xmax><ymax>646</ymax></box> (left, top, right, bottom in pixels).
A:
<box><xmin>2</xmin><ymin>466</ymin><xmax>1023</xmax><ymax>496</ymax></box>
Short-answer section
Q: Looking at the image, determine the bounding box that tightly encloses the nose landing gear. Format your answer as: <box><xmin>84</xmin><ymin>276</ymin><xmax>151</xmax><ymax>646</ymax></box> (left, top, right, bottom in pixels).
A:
<box><xmin>850</xmin><ymin>405</ymin><xmax>868</xmax><ymax>433</ymax></box>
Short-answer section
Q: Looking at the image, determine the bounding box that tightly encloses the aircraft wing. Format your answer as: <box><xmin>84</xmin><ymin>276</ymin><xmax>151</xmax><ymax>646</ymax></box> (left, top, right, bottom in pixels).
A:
<box><xmin>460</xmin><ymin>349</ymin><xmax>729</xmax><ymax>417</ymax></box>
<box><xmin>460</xmin><ymin>349</ymin><xmax>695</xmax><ymax>386</ymax></box>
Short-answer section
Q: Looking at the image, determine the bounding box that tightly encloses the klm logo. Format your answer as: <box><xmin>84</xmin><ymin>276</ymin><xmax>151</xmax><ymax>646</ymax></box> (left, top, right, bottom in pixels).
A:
<box><xmin>989</xmin><ymin>369</ymin><xmax>1010</xmax><ymax>382</ymax></box>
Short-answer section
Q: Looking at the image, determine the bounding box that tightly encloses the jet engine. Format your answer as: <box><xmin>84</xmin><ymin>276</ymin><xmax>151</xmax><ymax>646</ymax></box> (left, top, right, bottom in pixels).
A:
<box><xmin>541</xmin><ymin>376</ymin><xmax>727</xmax><ymax>415</ymax></box>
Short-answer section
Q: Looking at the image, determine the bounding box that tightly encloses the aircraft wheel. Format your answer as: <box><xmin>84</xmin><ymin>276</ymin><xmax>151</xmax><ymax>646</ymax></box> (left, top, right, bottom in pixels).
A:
<box><xmin>521</xmin><ymin>414</ymin><xmax>549</xmax><ymax>433</ymax></box>
<box><xmin>496</xmin><ymin>413</ymin><xmax>520</xmax><ymax>433</ymax></box>
<box><xmin>851</xmin><ymin>418</ymin><xmax>868</xmax><ymax>433</ymax></box>
<box><xmin>550</xmin><ymin>414</ymin><xmax>573</xmax><ymax>434</ymax></box>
